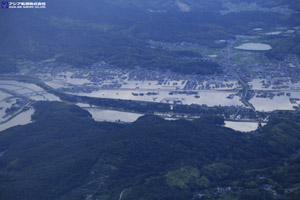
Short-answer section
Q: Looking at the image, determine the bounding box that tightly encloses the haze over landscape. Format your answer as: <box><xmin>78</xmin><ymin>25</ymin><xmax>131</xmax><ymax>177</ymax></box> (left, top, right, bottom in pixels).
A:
<box><xmin>0</xmin><ymin>0</ymin><xmax>300</xmax><ymax>199</ymax></box>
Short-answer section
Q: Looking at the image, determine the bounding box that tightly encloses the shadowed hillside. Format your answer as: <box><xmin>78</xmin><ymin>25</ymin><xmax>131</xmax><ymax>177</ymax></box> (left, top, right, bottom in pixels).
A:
<box><xmin>0</xmin><ymin>102</ymin><xmax>299</xmax><ymax>199</ymax></box>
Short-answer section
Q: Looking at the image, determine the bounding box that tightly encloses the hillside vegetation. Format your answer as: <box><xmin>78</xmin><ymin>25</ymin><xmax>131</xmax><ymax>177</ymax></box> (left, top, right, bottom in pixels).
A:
<box><xmin>1</xmin><ymin>0</ymin><xmax>299</xmax><ymax>74</ymax></box>
<box><xmin>0</xmin><ymin>102</ymin><xmax>299</xmax><ymax>200</ymax></box>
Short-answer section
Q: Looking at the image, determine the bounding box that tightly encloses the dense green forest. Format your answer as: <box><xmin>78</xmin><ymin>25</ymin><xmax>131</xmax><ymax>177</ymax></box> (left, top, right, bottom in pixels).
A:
<box><xmin>0</xmin><ymin>0</ymin><xmax>299</xmax><ymax>74</ymax></box>
<box><xmin>266</xmin><ymin>35</ymin><xmax>300</xmax><ymax>61</ymax></box>
<box><xmin>0</xmin><ymin>101</ymin><xmax>299</xmax><ymax>200</ymax></box>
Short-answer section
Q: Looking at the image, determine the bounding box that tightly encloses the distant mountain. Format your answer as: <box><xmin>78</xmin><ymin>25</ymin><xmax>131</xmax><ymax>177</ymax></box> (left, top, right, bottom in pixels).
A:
<box><xmin>0</xmin><ymin>101</ymin><xmax>299</xmax><ymax>199</ymax></box>
<box><xmin>0</xmin><ymin>0</ymin><xmax>299</xmax><ymax>73</ymax></box>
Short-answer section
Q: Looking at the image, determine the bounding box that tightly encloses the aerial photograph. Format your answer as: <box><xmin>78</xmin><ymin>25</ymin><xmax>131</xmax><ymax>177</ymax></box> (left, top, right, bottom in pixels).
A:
<box><xmin>0</xmin><ymin>0</ymin><xmax>300</xmax><ymax>199</ymax></box>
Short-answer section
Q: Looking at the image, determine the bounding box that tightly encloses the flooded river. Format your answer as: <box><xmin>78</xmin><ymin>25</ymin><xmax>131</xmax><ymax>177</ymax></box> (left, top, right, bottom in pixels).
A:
<box><xmin>0</xmin><ymin>80</ymin><xmax>60</xmax><ymax>101</ymax></box>
<box><xmin>0</xmin><ymin>80</ymin><xmax>60</xmax><ymax>132</ymax></box>
<box><xmin>0</xmin><ymin>108</ymin><xmax>34</xmax><ymax>132</ymax></box>
<box><xmin>73</xmin><ymin>90</ymin><xmax>242</xmax><ymax>107</ymax></box>
<box><xmin>225</xmin><ymin>121</ymin><xmax>260</xmax><ymax>132</ymax></box>
<box><xmin>1</xmin><ymin>72</ymin><xmax>299</xmax><ymax>130</ymax></box>
<box><xmin>85</xmin><ymin>108</ymin><xmax>143</xmax><ymax>123</ymax></box>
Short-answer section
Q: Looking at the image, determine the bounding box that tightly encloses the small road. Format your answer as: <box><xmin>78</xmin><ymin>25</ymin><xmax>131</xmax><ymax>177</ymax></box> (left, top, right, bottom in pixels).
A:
<box><xmin>119</xmin><ymin>189</ymin><xmax>126</xmax><ymax>200</ymax></box>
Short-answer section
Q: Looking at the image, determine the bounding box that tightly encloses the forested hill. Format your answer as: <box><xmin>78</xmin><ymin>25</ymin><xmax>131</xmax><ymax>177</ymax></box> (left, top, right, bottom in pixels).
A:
<box><xmin>1</xmin><ymin>0</ymin><xmax>299</xmax><ymax>74</ymax></box>
<box><xmin>0</xmin><ymin>101</ymin><xmax>299</xmax><ymax>200</ymax></box>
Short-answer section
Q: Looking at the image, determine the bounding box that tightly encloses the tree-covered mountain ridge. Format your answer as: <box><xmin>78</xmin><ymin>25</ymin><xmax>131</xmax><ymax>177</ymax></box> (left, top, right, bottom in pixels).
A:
<box><xmin>1</xmin><ymin>0</ymin><xmax>299</xmax><ymax>74</ymax></box>
<box><xmin>0</xmin><ymin>101</ymin><xmax>299</xmax><ymax>200</ymax></box>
